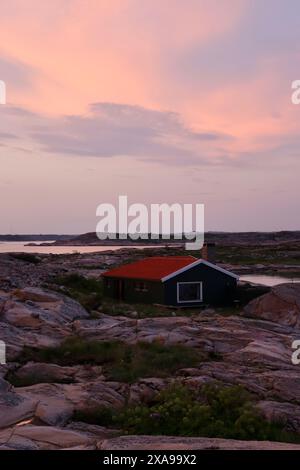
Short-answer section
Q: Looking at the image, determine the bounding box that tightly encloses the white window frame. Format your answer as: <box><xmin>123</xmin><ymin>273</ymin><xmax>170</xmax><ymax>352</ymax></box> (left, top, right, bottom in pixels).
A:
<box><xmin>177</xmin><ymin>281</ymin><xmax>203</xmax><ymax>303</ymax></box>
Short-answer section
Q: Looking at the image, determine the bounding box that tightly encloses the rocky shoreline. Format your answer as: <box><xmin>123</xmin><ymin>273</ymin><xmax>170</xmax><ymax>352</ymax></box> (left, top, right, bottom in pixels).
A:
<box><xmin>0</xmin><ymin>249</ymin><xmax>300</xmax><ymax>450</ymax></box>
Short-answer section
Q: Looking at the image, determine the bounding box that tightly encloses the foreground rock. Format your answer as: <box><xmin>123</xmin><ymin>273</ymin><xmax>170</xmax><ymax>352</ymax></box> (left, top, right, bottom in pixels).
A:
<box><xmin>0</xmin><ymin>378</ymin><xmax>37</xmax><ymax>429</ymax></box>
<box><xmin>0</xmin><ymin>423</ymin><xmax>114</xmax><ymax>450</ymax></box>
<box><xmin>0</xmin><ymin>376</ymin><xmax>164</xmax><ymax>429</ymax></box>
<box><xmin>1</xmin><ymin>426</ymin><xmax>300</xmax><ymax>450</ymax></box>
<box><xmin>1</xmin><ymin>253</ymin><xmax>300</xmax><ymax>449</ymax></box>
<box><xmin>257</xmin><ymin>401</ymin><xmax>300</xmax><ymax>433</ymax></box>
<box><xmin>1</xmin><ymin>306</ymin><xmax>300</xmax><ymax>433</ymax></box>
<box><xmin>0</xmin><ymin>288</ymin><xmax>89</xmax><ymax>359</ymax></box>
<box><xmin>99</xmin><ymin>435</ymin><xmax>300</xmax><ymax>450</ymax></box>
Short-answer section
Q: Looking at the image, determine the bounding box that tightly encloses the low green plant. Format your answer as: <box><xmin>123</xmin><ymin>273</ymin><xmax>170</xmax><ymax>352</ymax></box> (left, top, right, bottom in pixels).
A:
<box><xmin>73</xmin><ymin>383</ymin><xmax>300</xmax><ymax>443</ymax></box>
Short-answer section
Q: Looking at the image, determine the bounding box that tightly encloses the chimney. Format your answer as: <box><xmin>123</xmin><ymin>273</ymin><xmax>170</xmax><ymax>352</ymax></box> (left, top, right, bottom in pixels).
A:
<box><xmin>201</xmin><ymin>242</ymin><xmax>216</xmax><ymax>263</ymax></box>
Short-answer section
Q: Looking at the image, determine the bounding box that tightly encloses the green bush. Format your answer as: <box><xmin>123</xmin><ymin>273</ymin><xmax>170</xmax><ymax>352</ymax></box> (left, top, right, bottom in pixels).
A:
<box><xmin>20</xmin><ymin>338</ymin><xmax>203</xmax><ymax>383</ymax></box>
<box><xmin>74</xmin><ymin>383</ymin><xmax>300</xmax><ymax>443</ymax></box>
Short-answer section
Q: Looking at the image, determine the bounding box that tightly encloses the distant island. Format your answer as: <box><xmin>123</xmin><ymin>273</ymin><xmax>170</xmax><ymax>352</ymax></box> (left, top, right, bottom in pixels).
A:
<box><xmin>14</xmin><ymin>230</ymin><xmax>300</xmax><ymax>247</ymax></box>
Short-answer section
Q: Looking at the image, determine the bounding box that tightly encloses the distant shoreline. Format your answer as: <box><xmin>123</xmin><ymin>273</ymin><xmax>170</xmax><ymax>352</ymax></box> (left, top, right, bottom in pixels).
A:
<box><xmin>1</xmin><ymin>230</ymin><xmax>300</xmax><ymax>246</ymax></box>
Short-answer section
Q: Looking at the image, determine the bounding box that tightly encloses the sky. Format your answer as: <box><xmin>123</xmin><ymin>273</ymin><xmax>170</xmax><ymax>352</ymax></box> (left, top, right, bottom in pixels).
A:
<box><xmin>0</xmin><ymin>0</ymin><xmax>300</xmax><ymax>233</ymax></box>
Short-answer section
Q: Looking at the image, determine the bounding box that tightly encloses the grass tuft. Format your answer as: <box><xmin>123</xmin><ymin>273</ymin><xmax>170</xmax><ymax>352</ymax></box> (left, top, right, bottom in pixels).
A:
<box><xmin>20</xmin><ymin>338</ymin><xmax>204</xmax><ymax>383</ymax></box>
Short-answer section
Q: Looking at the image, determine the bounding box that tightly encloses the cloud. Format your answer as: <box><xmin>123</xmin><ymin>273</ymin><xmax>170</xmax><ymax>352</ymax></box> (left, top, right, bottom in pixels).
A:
<box><xmin>27</xmin><ymin>102</ymin><xmax>230</xmax><ymax>164</ymax></box>
<box><xmin>0</xmin><ymin>131</ymin><xmax>18</xmax><ymax>139</ymax></box>
<box><xmin>0</xmin><ymin>0</ymin><xmax>299</xmax><ymax>171</ymax></box>
<box><xmin>1</xmin><ymin>99</ymin><xmax>300</xmax><ymax>171</ymax></box>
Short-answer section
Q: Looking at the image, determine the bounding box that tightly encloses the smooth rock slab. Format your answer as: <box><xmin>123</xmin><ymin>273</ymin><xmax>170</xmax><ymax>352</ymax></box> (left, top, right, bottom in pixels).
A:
<box><xmin>7</xmin><ymin>425</ymin><xmax>94</xmax><ymax>450</ymax></box>
<box><xmin>99</xmin><ymin>435</ymin><xmax>300</xmax><ymax>450</ymax></box>
<box><xmin>0</xmin><ymin>385</ymin><xmax>37</xmax><ymax>429</ymax></box>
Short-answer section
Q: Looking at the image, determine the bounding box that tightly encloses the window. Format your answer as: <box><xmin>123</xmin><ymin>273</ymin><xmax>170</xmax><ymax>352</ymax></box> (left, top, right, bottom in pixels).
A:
<box><xmin>134</xmin><ymin>281</ymin><xmax>148</xmax><ymax>292</ymax></box>
<box><xmin>177</xmin><ymin>282</ymin><xmax>202</xmax><ymax>303</ymax></box>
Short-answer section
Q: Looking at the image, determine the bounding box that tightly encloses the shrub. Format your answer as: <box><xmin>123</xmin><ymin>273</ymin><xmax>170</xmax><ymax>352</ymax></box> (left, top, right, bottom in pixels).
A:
<box><xmin>10</xmin><ymin>253</ymin><xmax>41</xmax><ymax>264</ymax></box>
<box><xmin>53</xmin><ymin>274</ymin><xmax>103</xmax><ymax>311</ymax></box>
<box><xmin>74</xmin><ymin>383</ymin><xmax>300</xmax><ymax>443</ymax></box>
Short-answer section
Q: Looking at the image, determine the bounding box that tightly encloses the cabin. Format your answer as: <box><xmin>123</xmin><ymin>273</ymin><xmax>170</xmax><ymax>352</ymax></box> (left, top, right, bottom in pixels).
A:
<box><xmin>102</xmin><ymin>255</ymin><xmax>238</xmax><ymax>307</ymax></box>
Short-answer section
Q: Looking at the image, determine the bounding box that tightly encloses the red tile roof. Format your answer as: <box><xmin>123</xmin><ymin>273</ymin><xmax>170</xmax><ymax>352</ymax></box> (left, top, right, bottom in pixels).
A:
<box><xmin>102</xmin><ymin>256</ymin><xmax>197</xmax><ymax>281</ymax></box>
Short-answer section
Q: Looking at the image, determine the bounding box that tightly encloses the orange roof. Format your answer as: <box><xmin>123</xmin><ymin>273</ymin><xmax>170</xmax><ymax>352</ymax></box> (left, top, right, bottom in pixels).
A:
<box><xmin>102</xmin><ymin>256</ymin><xmax>197</xmax><ymax>281</ymax></box>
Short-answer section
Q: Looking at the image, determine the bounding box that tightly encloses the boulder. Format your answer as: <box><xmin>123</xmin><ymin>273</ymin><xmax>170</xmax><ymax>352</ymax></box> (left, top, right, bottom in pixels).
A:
<box><xmin>10</xmin><ymin>425</ymin><xmax>94</xmax><ymax>450</ymax></box>
<box><xmin>0</xmin><ymin>287</ymin><xmax>89</xmax><ymax>360</ymax></box>
<box><xmin>18</xmin><ymin>380</ymin><xmax>129</xmax><ymax>415</ymax></box>
<box><xmin>13</xmin><ymin>288</ymin><xmax>61</xmax><ymax>304</ymax></box>
<box><xmin>257</xmin><ymin>400</ymin><xmax>300</xmax><ymax>433</ymax></box>
<box><xmin>0</xmin><ymin>382</ymin><xmax>37</xmax><ymax>428</ymax></box>
<box><xmin>244</xmin><ymin>283</ymin><xmax>300</xmax><ymax>328</ymax></box>
<box><xmin>35</xmin><ymin>399</ymin><xmax>74</xmax><ymax>426</ymax></box>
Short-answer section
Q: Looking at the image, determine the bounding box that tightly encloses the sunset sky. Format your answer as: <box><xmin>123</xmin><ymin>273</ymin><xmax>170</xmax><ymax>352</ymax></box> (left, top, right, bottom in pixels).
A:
<box><xmin>0</xmin><ymin>0</ymin><xmax>299</xmax><ymax>233</ymax></box>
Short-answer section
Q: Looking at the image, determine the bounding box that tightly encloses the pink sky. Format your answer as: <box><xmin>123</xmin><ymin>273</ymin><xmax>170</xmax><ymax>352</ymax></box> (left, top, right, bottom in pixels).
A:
<box><xmin>0</xmin><ymin>0</ymin><xmax>299</xmax><ymax>233</ymax></box>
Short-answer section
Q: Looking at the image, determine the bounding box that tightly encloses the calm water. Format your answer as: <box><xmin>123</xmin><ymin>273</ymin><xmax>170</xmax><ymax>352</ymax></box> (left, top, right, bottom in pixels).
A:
<box><xmin>0</xmin><ymin>241</ymin><xmax>160</xmax><ymax>254</ymax></box>
<box><xmin>240</xmin><ymin>274</ymin><xmax>300</xmax><ymax>286</ymax></box>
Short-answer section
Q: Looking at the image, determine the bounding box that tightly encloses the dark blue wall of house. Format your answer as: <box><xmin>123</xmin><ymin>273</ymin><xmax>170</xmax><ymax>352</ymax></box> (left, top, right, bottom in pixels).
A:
<box><xmin>163</xmin><ymin>263</ymin><xmax>237</xmax><ymax>306</ymax></box>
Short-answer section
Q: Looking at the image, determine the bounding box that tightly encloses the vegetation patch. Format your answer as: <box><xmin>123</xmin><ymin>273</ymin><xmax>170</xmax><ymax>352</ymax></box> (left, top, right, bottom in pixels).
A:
<box><xmin>101</xmin><ymin>301</ymin><xmax>195</xmax><ymax>318</ymax></box>
<box><xmin>20</xmin><ymin>338</ymin><xmax>204</xmax><ymax>383</ymax></box>
<box><xmin>52</xmin><ymin>273</ymin><xmax>103</xmax><ymax>311</ymax></box>
<box><xmin>10</xmin><ymin>253</ymin><xmax>41</xmax><ymax>264</ymax></box>
<box><xmin>74</xmin><ymin>383</ymin><xmax>300</xmax><ymax>443</ymax></box>
<box><xmin>101</xmin><ymin>301</ymin><xmax>227</xmax><ymax>318</ymax></box>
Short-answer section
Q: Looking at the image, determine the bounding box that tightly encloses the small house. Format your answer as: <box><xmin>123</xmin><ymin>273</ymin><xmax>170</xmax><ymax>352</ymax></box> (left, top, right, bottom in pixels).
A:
<box><xmin>102</xmin><ymin>256</ymin><xmax>238</xmax><ymax>307</ymax></box>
